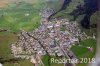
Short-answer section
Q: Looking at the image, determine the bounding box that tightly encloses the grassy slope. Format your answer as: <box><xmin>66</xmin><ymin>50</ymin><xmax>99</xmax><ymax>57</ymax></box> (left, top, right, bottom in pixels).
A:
<box><xmin>90</xmin><ymin>11</ymin><xmax>98</xmax><ymax>25</ymax></box>
<box><xmin>64</xmin><ymin>0</ymin><xmax>84</xmax><ymax>13</ymax></box>
<box><xmin>53</xmin><ymin>0</ymin><xmax>84</xmax><ymax>20</ymax></box>
<box><xmin>71</xmin><ymin>39</ymin><xmax>96</xmax><ymax>66</ymax></box>
<box><xmin>42</xmin><ymin>55</ymin><xmax>50</xmax><ymax>66</ymax></box>
<box><xmin>76</xmin><ymin>11</ymin><xmax>98</xmax><ymax>36</ymax></box>
<box><xmin>42</xmin><ymin>55</ymin><xmax>64</xmax><ymax>66</ymax></box>
<box><xmin>0</xmin><ymin>0</ymin><xmax>45</xmax><ymax>32</ymax></box>
<box><xmin>3</xmin><ymin>60</ymin><xmax>33</xmax><ymax>66</ymax></box>
<box><xmin>0</xmin><ymin>32</ymin><xmax>17</xmax><ymax>58</ymax></box>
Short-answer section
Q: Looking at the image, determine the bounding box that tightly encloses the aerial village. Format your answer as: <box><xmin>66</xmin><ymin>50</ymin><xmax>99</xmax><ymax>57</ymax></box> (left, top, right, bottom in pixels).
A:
<box><xmin>11</xmin><ymin>8</ymin><xmax>95</xmax><ymax>66</ymax></box>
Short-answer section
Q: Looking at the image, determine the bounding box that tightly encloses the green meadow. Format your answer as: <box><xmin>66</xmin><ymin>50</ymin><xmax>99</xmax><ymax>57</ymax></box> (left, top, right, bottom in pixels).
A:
<box><xmin>71</xmin><ymin>39</ymin><xmax>97</xmax><ymax>66</ymax></box>
<box><xmin>0</xmin><ymin>1</ymin><xmax>46</xmax><ymax>32</ymax></box>
<box><xmin>42</xmin><ymin>54</ymin><xmax>64</xmax><ymax>66</ymax></box>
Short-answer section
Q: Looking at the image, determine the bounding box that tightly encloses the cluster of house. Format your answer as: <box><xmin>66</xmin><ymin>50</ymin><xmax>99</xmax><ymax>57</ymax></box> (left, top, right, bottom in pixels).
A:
<box><xmin>41</xmin><ymin>8</ymin><xmax>55</xmax><ymax>19</ymax></box>
<box><xmin>11</xmin><ymin>8</ymin><xmax>92</xmax><ymax>66</ymax></box>
<box><xmin>11</xmin><ymin>17</ymin><xmax>89</xmax><ymax>64</ymax></box>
